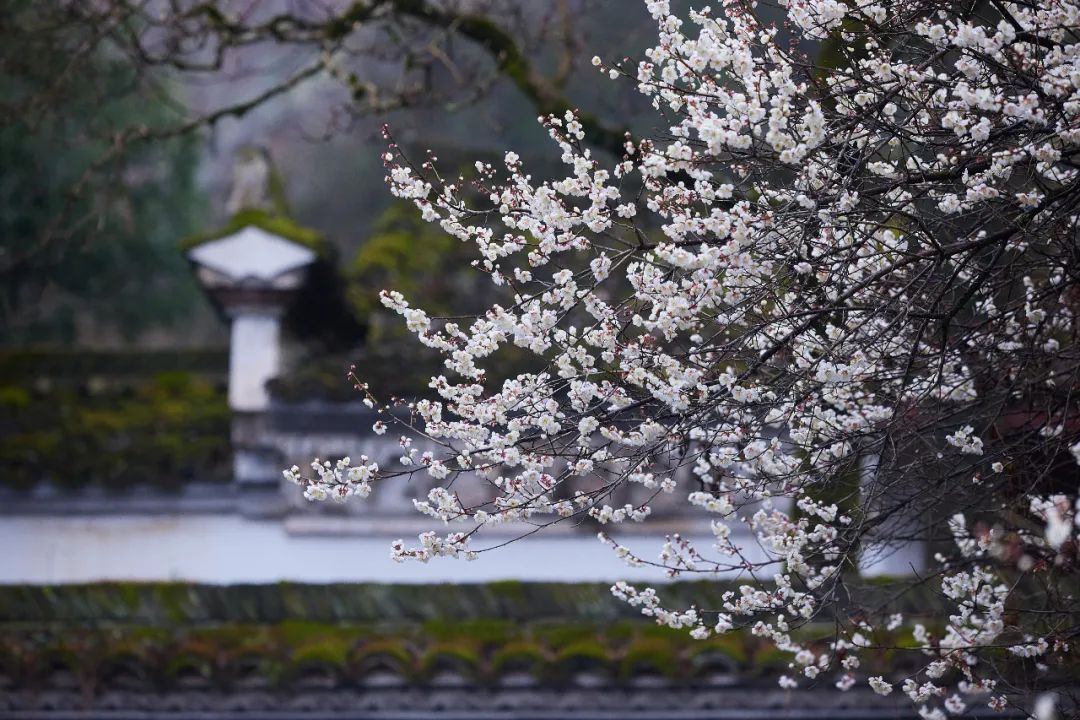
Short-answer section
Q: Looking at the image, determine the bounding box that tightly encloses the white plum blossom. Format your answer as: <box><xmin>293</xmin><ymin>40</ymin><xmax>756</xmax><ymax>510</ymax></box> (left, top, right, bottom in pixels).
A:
<box><xmin>946</xmin><ymin>426</ymin><xmax>984</xmax><ymax>456</ymax></box>
<box><xmin>869</xmin><ymin>676</ymin><xmax>894</xmax><ymax>696</ymax></box>
<box><xmin>284</xmin><ymin>456</ymin><xmax>378</xmax><ymax>502</ymax></box>
<box><xmin>290</xmin><ymin>0</ymin><xmax>1080</xmax><ymax>714</ymax></box>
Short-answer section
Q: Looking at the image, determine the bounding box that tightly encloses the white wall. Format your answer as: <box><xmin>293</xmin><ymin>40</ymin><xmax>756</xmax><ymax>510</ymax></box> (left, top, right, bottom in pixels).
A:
<box><xmin>0</xmin><ymin>515</ymin><xmax>726</xmax><ymax>584</ymax></box>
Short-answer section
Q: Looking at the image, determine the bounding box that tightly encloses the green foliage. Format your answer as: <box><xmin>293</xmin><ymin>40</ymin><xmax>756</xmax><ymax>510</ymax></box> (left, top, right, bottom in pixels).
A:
<box><xmin>0</xmin><ymin>372</ymin><xmax>230</xmax><ymax>490</ymax></box>
<box><xmin>0</xmin><ymin>2</ymin><xmax>207</xmax><ymax>342</ymax></box>
<box><xmin>345</xmin><ymin>200</ymin><xmax>464</xmax><ymax>323</ymax></box>
<box><xmin>0</xmin><ymin>349</ymin><xmax>228</xmax><ymax>386</ymax></box>
<box><xmin>0</xmin><ymin>384</ymin><xmax>30</xmax><ymax>407</ymax></box>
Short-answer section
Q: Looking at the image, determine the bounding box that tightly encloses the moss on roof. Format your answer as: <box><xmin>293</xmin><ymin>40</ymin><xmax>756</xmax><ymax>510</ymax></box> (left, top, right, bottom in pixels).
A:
<box><xmin>0</xmin><ymin>582</ymin><xmax>992</xmax><ymax>694</ymax></box>
<box><xmin>179</xmin><ymin>208</ymin><xmax>329</xmax><ymax>256</ymax></box>
<box><xmin>0</xmin><ymin>619</ymin><xmax>876</xmax><ymax>690</ymax></box>
<box><xmin>0</xmin><ymin>580</ymin><xmax>951</xmax><ymax>626</ymax></box>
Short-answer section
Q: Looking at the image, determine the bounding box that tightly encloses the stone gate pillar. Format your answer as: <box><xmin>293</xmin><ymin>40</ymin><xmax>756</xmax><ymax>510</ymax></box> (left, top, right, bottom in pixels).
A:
<box><xmin>184</xmin><ymin>148</ymin><xmax>322</xmax><ymax>514</ymax></box>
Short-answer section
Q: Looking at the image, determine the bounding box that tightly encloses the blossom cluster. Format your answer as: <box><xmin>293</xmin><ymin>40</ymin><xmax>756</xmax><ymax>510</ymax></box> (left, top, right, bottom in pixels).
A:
<box><xmin>283</xmin><ymin>456</ymin><xmax>377</xmax><ymax>502</ymax></box>
<box><xmin>290</xmin><ymin>0</ymin><xmax>1080</xmax><ymax>714</ymax></box>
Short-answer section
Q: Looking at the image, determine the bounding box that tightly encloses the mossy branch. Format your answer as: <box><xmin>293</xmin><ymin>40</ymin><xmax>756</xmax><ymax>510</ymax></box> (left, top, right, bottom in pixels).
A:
<box><xmin>388</xmin><ymin>0</ymin><xmax>627</xmax><ymax>157</ymax></box>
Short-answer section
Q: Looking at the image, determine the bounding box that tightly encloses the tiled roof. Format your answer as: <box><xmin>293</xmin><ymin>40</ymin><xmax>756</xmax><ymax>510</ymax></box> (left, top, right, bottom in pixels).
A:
<box><xmin>0</xmin><ymin>620</ymin><xmax>918</xmax><ymax>718</ymax></box>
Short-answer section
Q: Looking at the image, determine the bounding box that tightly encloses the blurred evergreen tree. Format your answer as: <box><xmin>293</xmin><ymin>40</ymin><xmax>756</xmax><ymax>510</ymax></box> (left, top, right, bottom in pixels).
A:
<box><xmin>0</xmin><ymin>0</ymin><xmax>205</xmax><ymax>344</ymax></box>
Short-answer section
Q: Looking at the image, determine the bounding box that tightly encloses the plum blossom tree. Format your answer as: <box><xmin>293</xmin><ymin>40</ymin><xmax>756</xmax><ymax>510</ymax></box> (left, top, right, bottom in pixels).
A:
<box><xmin>287</xmin><ymin>0</ymin><xmax>1080</xmax><ymax>715</ymax></box>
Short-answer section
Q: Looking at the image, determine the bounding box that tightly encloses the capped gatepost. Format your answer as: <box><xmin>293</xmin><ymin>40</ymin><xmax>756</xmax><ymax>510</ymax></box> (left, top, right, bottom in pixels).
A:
<box><xmin>183</xmin><ymin>146</ymin><xmax>326</xmax><ymax>514</ymax></box>
<box><xmin>188</xmin><ymin>226</ymin><xmax>315</xmax><ymax>411</ymax></box>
